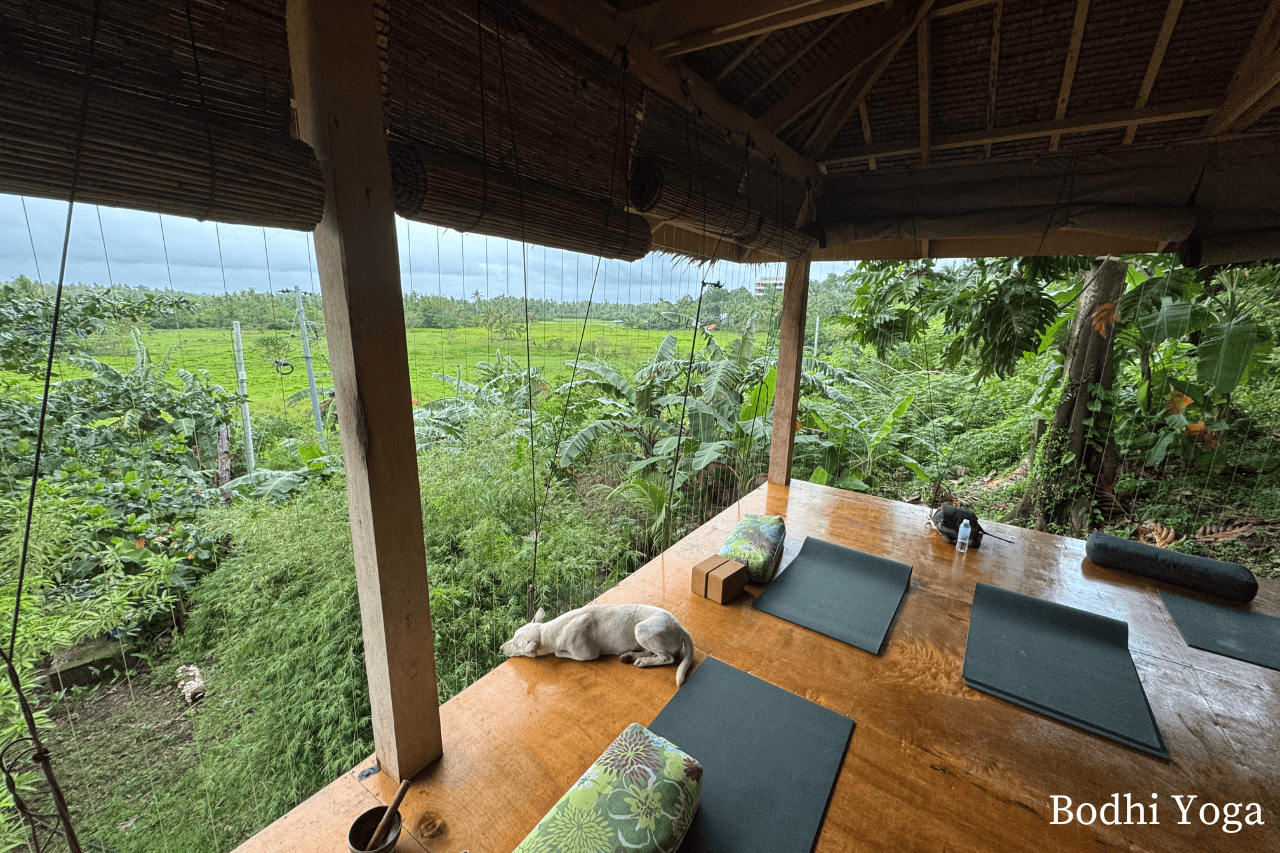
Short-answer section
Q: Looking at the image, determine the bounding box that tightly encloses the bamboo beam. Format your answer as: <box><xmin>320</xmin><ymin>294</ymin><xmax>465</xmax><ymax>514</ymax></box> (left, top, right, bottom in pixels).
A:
<box><xmin>769</xmin><ymin>256</ymin><xmax>811</xmax><ymax>486</ymax></box>
<box><xmin>520</xmin><ymin>0</ymin><xmax>820</xmax><ymax>183</ymax></box>
<box><xmin>745</xmin><ymin>12</ymin><xmax>851</xmax><ymax>104</ymax></box>
<box><xmin>918</xmin><ymin>17</ymin><xmax>931</xmax><ymax>165</ymax></box>
<box><xmin>818</xmin><ymin>100</ymin><xmax>1215</xmax><ymax>166</ymax></box>
<box><xmin>714</xmin><ymin>32</ymin><xmax>770</xmax><ymax>83</ymax></box>
<box><xmin>804</xmin><ymin>0</ymin><xmax>935</xmax><ymax>157</ymax></box>
<box><xmin>287</xmin><ymin>0</ymin><xmax>442</xmax><ymax>782</ymax></box>
<box><xmin>1049</xmin><ymin>0</ymin><xmax>1091</xmax><ymax>150</ymax></box>
<box><xmin>984</xmin><ymin>0</ymin><xmax>1003</xmax><ymax>157</ymax></box>
<box><xmin>858</xmin><ymin>100</ymin><xmax>878</xmax><ymax>169</ymax></box>
<box><xmin>1123</xmin><ymin>0</ymin><xmax>1183</xmax><ymax>143</ymax></box>
<box><xmin>932</xmin><ymin>0</ymin><xmax>998</xmax><ymax>16</ymax></box>
<box><xmin>1204</xmin><ymin>0</ymin><xmax>1280</xmax><ymax>135</ymax></box>
<box><xmin>621</xmin><ymin>0</ymin><xmax>890</xmax><ymax>58</ymax></box>
<box><xmin>759</xmin><ymin>0</ymin><xmax>932</xmax><ymax>134</ymax></box>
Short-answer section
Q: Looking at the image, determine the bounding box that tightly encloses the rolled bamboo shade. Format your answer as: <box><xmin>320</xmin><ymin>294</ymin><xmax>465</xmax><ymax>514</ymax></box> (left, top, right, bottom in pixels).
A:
<box><xmin>629</xmin><ymin>99</ymin><xmax>816</xmax><ymax>261</ymax></box>
<box><xmin>0</xmin><ymin>0</ymin><xmax>322</xmax><ymax>230</ymax></box>
<box><xmin>378</xmin><ymin>0</ymin><xmax>652</xmax><ymax>261</ymax></box>
<box><xmin>389</xmin><ymin>139</ymin><xmax>650</xmax><ymax>261</ymax></box>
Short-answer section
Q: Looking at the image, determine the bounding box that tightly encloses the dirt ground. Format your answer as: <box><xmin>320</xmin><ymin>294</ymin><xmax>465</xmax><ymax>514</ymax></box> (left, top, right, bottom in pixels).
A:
<box><xmin>32</xmin><ymin>667</ymin><xmax>199</xmax><ymax>852</ymax></box>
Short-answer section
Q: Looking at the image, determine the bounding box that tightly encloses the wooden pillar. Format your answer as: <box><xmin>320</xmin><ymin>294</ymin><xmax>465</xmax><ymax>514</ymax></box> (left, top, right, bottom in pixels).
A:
<box><xmin>286</xmin><ymin>0</ymin><xmax>442</xmax><ymax>780</ymax></box>
<box><xmin>769</xmin><ymin>257</ymin><xmax>811</xmax><ymax>485</ymax></box>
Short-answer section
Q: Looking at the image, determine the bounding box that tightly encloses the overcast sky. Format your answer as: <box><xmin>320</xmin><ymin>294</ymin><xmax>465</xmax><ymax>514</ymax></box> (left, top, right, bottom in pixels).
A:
<box><xmin>0</xmin><ymin>194</ymin><xmax>856</xmax><ymax>303</ymax></box>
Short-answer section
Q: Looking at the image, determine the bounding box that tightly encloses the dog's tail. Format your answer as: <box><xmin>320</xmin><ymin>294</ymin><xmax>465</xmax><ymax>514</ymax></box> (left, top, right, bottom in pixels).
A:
<box><xmin>675</xmin><ymin>627</ymin><xmax>696</xmax><ymax>687</ymax></box>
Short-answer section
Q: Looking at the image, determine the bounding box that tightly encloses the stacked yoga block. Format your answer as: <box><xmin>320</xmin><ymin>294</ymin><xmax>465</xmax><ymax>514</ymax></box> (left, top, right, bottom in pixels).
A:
<box><xmin>691</xmin><ymin>554</ymin><xmax>748</xmax><ymax>604</ymax></box>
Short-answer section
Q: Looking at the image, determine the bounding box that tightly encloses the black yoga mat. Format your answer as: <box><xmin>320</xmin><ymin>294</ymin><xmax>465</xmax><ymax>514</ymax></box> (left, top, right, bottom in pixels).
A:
<box><xmin>1160</xmin><ymin>591</ymin><xmax>1280</xmax><ymax>672</ymax></box>
<box><xmin>963</xmin><ymin>583</ymin><xmax>1168</xmax><ymax>759</ymax></box>
<box><xmin>648</xmin><ymin>657</ymin><xmax>854</xmax><ymax>853</ymax></box>
<box><xmin>751</xmin><ymin>537</ymin><xmax>912</xmax><ymax>655</ymax></box>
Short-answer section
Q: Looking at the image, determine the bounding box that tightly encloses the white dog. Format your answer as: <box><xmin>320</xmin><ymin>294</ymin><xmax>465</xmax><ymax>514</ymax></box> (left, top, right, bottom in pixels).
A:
<box><xmin>500</xmin><ymin>604</ymin><xmax>696</xmax><ymax>686</ymax></box>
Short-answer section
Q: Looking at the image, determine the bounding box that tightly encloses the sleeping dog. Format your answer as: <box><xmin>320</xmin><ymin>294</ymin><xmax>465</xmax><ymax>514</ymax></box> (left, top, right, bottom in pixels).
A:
<box><xmin>500</xmin><ymin>604</ymin><xmax>696</xmax><ymax>686</ymax></box>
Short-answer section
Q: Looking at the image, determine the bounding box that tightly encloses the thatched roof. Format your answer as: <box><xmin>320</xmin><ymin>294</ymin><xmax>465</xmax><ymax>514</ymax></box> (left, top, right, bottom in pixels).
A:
<box><xmin>3</xmin><ymin>0</ymin><xmax>1279</xmax><ymax>263</ymax></box>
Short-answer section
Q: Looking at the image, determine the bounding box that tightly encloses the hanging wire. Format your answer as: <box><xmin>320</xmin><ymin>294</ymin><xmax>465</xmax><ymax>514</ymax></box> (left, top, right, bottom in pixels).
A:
<box><xmin>95</xmin><ymin>205</ymin><xmax>114</xmax><ymax>287</ymax></box>
<box><xmin>20</xmin><ymin>198</ymin><xmax>45</xmax><ymax>283</ymax></box>
<box><xmin>1</xmin><ymin>5</ymin><xmax>105</xmax><ymax>853</ymax></box>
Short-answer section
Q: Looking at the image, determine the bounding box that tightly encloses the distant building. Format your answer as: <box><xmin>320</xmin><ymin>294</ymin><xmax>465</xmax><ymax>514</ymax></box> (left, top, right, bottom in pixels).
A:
<box><xmin>754</xmin><ymin>276</ymin><xmax>784</xmax><ymax>296</ymax></box>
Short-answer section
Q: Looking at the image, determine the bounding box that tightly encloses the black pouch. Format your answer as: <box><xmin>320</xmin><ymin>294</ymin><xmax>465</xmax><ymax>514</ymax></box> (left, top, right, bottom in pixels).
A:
<box><xmin>932</xmin><ymin>504</ymin><xmax>984</xmax><ymax>548</ymax></box>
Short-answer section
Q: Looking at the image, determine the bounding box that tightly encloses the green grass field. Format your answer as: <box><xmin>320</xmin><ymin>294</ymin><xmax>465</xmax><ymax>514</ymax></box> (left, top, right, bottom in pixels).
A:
<box><xmin>84</xmin><ymin>320</ymin><xmax>701</xmax><ymax>415</ymax></box>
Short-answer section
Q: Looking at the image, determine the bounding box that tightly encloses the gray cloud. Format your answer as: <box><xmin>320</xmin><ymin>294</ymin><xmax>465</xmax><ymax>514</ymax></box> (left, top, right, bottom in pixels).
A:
<box><xmin>2</xmin><ymin>193</ymin><xmax>854</xmax><ymax>302</ymax></box>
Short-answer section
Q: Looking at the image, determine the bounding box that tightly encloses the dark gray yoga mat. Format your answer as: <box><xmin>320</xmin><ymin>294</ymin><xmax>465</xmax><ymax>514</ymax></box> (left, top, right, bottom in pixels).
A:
<box><xmin>963</xmin><ymin>583</ymin><xmax>1168</xmax><ymax>760</ymax></box>
<box><xmin>751</xmin><ymin>536</ymin><xmax>912</xmax><ymax>655</ymax></box>
<box><xmin>1160</xmin><ymin>590</ymin><xmax>1280</xmax><ymax>672</ymax></box>
<box><xmin>648</xmin><ymin>657</ymin><xmax>854</xmax><ymax>853</ymax></box>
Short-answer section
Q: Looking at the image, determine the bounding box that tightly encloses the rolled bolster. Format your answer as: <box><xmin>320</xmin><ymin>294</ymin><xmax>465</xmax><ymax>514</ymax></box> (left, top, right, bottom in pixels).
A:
<box><xmin>513</xmin><ymin>723</ymin><xmax>703</xmax><ymax>853</ymax></box>
<box><xmin>1085</xmin><ymin>531</ymin><xmax>1258</xmax><ymax>603</ymax></box>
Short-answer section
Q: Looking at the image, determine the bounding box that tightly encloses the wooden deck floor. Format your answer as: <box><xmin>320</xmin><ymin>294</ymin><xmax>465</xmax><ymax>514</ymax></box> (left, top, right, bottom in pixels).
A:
<box><xmin>235</xmin><ymin>480</ymin><xmax>1280</xmax><ymax>852</ymax></box>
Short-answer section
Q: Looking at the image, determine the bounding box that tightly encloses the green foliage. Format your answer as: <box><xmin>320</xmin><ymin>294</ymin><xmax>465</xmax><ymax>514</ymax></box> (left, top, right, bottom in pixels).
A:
<box><xmin>173</xmin><ymin>479</ymin><xmax>369</xmax><ymax>840</ymax></box>
<box><xmin>0</xmin><ymin>278</ymin><xmax>191</xmax><ymax>376</ymax></box>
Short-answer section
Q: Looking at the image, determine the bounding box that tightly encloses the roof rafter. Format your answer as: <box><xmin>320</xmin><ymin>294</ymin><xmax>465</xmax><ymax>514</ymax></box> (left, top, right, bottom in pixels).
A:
<box><xmin>744</xmin><ymin>12</ymin><xmax>851</xmax><ymax>104</ymax></box>
<box><xmin>918</xmin><ymin>17</ymin><xmax>931</xmax><ymax>164</ymax></box>
<box><xmin>1203</xmin><ymin>0</ymin><xmax>1280</xmax><ymax>135</ymax></box>
<box><xmin>984</xmin><ymin>0</ymin><xmax>1003</xmax><ymax>157</ymax></box>
<box><xmin>714</xmin><ymin>32</ymin><xmax>770</xmax><ymax>83</ymax></box>
<box><xmin>803</xmin><ymin>0</ymin><xmax>936</xmax><ymax>156</ymax></box>
<box><xmin>858</xmin><ymin>101</ymin><xmax>878</xmax><ymax>169</ymax></box>
<box><xmin>1123</xmin><ymin>0</ymin><xmax>1183</xmax><ymax>143</ymax></box>
<box><xmin>760</xmin><ymin>0</ymin><xmax>933</xmax><ymax>134</ymax></box>
<box><xmin>818</xmin><ymin>100</ymin><xmax>1216</xmax><ymax>166</ymax></box>
<box><xmin>519</xmin><ymin>0</ymin><xmax>821</xmax><ymax>183</ymax></box>
<box><xmin>619</xmin><ymin>0</ymin><xmax>891</xmax><ymax>58</ymax></box>
<box><xmin>1049</xmin><ymin>0</ymin><xmax>1091</xmax><ymax>150</ymax></box>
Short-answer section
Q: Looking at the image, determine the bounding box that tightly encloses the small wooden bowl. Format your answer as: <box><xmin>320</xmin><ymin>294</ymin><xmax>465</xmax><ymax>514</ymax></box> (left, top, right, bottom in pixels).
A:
<box><xmin>347</xmin><ymin>805</ymin><xmax>402</xmax><ymax>853</ymax></box>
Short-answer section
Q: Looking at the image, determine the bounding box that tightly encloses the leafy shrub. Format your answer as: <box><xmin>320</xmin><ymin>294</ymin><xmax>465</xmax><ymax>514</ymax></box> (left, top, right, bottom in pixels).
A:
<box><xmin>176</xmin><ymin>478</ymin><xmax>369</xmax><ymax>839</ymax></box>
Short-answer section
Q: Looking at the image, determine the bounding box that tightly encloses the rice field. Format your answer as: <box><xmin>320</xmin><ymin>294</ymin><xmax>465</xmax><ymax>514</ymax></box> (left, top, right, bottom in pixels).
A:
<box><xmin>84</xmin><ymin>320</ymin><xmax>701</xmax><ymax>414</ymax></box>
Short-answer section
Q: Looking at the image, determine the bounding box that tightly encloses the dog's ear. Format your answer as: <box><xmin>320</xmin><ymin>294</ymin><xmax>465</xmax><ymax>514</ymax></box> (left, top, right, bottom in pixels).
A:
<box><xmin>533</xmin><ymin>607</ymin><xmax>545</xmax><ymax>623</ymax></box>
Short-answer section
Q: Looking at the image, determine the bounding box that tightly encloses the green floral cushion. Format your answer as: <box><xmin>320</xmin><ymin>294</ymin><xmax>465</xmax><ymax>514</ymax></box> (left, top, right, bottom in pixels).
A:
<box><xmin>513</xmin><ymin>723</ymin><xmax>702</xmax><ymax>853</ymax></box>
<box><xmin>719</xmin><ymin>513</ymin><xmax>786</xmax><ymax>583</ymax></box>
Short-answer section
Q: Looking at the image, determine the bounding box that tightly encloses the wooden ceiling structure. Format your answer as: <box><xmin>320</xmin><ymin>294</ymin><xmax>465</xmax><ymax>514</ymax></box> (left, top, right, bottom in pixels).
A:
<box><xmin>4</xmin><ymin>0</ymin><xmax>1280</xmax><ymax>795</ymax></box>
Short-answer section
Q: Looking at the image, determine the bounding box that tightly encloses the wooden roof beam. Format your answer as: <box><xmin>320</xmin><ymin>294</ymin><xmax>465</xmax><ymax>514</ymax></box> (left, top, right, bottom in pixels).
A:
<box><xmin>918</xmin><ymin>17</ymin><xmax>931</xmax><ymax>165</ymax></box>
<box><xmin>818</xmin><ymin>100</ymin><xmax>1216</xmax><ymax>166</ymax></box>
<box><xmin>521</xmin><ymin>0</ymin><xmax>820</xmax><ymax>183</ymax></box>
<box><xmin>1049</xmin><ymin>0</ymin><xmax>1091</xmax><ymax>151</ymax></box>
<box><xmin>619</xmin><ymin>0</ymin><xmax>891</xmax><ymax>58</ymax></box>
<box><xmin>1123</xmin><ymin>0</ymin><xmax>1183</xmax><ymax>144</ymax></box>
<box><xmin>984</xmin><ymin>0</ymin><xmax>1003</xmax><ymax>157</ymax></box>
<box><xmin>714</xmin><ymin>32</ymin><xmax>770</xmax><ymax>83</ymax></box>
<box><xmin>858</xmin><ymin>101</ymin><xmax>878</xmax><ymax>169</ymax></box>
<box><xmin>1204</xmin><ymin>0</ymin><xmax>1280</xmax><ymax>135</ymax></box>
<box><xmin>744</xmin><ymin>12</ymin><xmax>851</xmax><ymax>104</ymax></box>
<box><xmin>760</xmin><ymin>0</ymin><xmax>933</xmax><ymax>134</ymax></box>
<box><xmin>803</xmin><ymin>0</ymin><xmax>935</xmax><ymax>157</ymax></box>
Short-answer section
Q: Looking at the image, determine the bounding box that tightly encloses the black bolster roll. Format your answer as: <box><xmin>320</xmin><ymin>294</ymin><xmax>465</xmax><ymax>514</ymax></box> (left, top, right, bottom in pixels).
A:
<box><xmin>1085</xmin><ymin>531</ymin><xmax>1258</xmax><ymax>603</ymax></box>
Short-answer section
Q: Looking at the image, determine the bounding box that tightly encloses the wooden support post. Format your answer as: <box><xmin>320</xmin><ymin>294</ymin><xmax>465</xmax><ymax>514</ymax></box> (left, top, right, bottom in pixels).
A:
<box><xmin>286</xmin><ymin>0</ymin><xmax>442</xmax><ymax>781</ymax></box>
<box><xmin>769</xmin><ymin>257</ymin><xmax>811</xmax><ymax>485</ymax></box>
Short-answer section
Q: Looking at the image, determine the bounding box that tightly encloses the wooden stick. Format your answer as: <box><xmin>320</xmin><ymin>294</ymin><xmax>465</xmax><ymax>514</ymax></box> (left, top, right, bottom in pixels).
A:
<box><xmin>366</xmin><ymin>778</ymin><xmax>412</xmax><ymax>852</ymax></box>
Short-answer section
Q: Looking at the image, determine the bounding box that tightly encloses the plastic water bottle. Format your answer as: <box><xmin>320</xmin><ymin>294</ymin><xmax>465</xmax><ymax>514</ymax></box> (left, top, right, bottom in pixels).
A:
<box><xmin>956</xmin><ymin>520</ymin><xmax>971</xmax><ymax>553</ymax></box>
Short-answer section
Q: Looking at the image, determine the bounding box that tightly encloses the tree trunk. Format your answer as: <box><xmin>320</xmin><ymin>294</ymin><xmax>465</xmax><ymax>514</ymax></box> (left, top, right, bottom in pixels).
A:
<box><xmin>1029</xmin><ymin>258</ymin><xmax>1128</xmax><ymax>534</ymax></box>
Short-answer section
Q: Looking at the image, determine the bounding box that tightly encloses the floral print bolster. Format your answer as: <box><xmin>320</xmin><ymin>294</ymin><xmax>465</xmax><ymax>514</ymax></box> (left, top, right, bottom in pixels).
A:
<box><xmin>513</xmin><ymin>723</ymin><xmax>702</xmax><ymax>853</ymax></box>
<box><xmin>719</xmin><ymin>513</ymin><xmax>786</xmax><ymax>583</ymax></box>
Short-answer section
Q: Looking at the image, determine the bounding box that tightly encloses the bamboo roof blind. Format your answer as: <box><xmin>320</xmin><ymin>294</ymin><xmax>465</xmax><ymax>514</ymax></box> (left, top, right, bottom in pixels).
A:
<box><xmin>0</xmin><ymin>0</ymin><xmax>324</xmax><ymax>230</ymax></box>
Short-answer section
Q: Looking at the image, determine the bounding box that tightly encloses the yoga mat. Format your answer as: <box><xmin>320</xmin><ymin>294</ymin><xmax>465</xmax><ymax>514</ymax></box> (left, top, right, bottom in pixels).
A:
<box><xmin>648</xmin><ymin>657</ymin><xmax>854</xmax><ymax>853</ymax></box>
<box><xmin>963</xmin><ymin>583</ymin><xmax>1168</xmax><ymax>760</ymax></box>
<box><xmin>751</xmin><ymin>537</ymin><xmax>912</xmax><ymax>655</ymax></box>
<box><xmin>1160</xmin><ymin>591</ymin><xmax>1280</xmax><ymax>672</ymax></box>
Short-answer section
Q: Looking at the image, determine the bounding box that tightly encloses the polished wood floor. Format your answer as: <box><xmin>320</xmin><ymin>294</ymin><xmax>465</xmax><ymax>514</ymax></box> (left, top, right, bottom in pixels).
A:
<box><xmin>236</xmin><ymin>480</ymin><xmax>1280</xmax><ymax>852</ymax></box>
